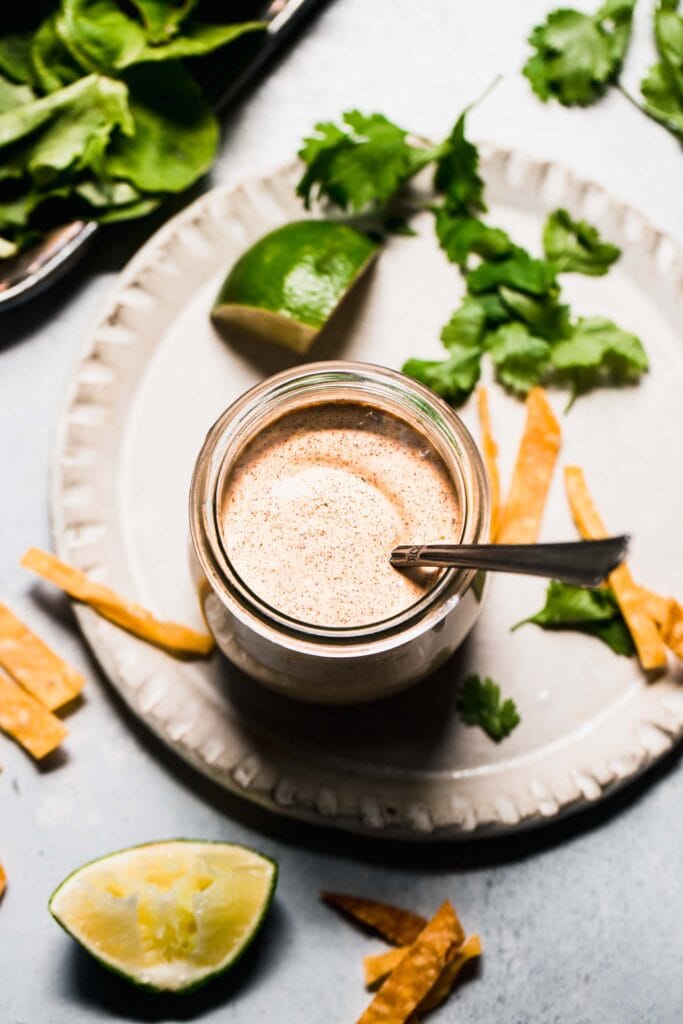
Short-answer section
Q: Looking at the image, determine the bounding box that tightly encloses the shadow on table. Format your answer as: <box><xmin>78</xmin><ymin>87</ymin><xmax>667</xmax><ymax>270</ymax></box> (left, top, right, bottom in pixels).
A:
<box><xmin>61</xmin><ymin>903</ymin><xmax>290</xmax><ymax>1022</ymax></box>
<box><xmin>27</xmin><ymin>581</ymin><xmax>683</xmax><ymax>876</ymax></box>
<box><xmin>87</xmin><ymin>627</ymin><xmax>682</xmax><ymax>872</ymax></box>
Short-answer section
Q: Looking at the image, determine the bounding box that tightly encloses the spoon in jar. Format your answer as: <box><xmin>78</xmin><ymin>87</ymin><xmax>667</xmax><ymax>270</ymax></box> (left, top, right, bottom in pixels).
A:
<box><xmin>390</xmin><ymin>536</ymin><xmax>629</xmax><ymax>587</ymax></box>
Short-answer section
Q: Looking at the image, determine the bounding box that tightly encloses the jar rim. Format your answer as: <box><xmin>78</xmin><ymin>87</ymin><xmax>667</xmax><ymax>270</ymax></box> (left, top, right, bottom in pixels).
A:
<box><xmin>189</xmin><ymin>361</ymin><xmax>490</xmax><ymax>650</ymax></box>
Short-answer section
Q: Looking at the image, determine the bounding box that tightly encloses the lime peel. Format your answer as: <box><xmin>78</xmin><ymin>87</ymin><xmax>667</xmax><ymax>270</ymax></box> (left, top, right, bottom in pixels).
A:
<box><xmin>212</xmin><ymin>219</ymin><xmax>380</xmax><ymax>353</ymax></box>
<box><xmin>49</xmin><ymin>839</ymin><xmax>277</xmax><ymax>994</ymax></box>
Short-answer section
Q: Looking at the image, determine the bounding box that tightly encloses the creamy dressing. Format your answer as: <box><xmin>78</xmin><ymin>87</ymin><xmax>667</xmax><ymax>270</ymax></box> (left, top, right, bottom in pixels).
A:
<box><xmin>220</xmin><ymin>402</ymin><xmax>460</xmax><ymax>628</ymax></box>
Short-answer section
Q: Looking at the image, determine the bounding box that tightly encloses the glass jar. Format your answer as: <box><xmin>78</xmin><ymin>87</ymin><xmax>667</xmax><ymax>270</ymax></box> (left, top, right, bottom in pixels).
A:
<box><xmin>189</xmin><ymin>361</ymin><xmax>489</xmax><ymax>704</ymax></box>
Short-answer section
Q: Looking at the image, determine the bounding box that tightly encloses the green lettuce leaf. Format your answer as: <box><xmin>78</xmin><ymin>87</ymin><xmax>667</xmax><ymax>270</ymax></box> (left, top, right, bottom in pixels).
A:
<box><xmin>0</xmin><ymin>34</ymin><xmax>35</xmax><ymax>86</ymax></box>
<box><xmin>104</xmin><ymin>62</ymin><xmax>217</xmax><ymax>192</ymax></box>
<box><xmin>0</xmin><ymin>74</ymin><xmax>133</xmax><ymax>186</ymax></box>
<box><xmin>31</xmin><ymin>15</ymin><xmax>87</xmax><ymax>94</ymax></box>
<box><xmin>0</xmin><ymin>74</ymin><xmax>34</xmax><ymax>114</ymax></box>
<box><xmin>58</xmin><ymin>0</ymin><xmax>263</xmax><ymax>72</ymax></box>
<box><xmin>129</xmin><ymin>0</ymin><xmax>198</xmax><ymax>43</ymax></box>
<box><xmin>543</xmin><ymin>207</ymin><xmax>621</xmax><ymax>275</ymax></box>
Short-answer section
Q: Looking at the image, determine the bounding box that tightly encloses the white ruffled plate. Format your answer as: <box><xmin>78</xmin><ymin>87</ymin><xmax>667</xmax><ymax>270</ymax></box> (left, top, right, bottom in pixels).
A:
<box><xmin>53</xmin><ymin>152</ymin><xmax>683</xmax><ymax>838</ymax></box>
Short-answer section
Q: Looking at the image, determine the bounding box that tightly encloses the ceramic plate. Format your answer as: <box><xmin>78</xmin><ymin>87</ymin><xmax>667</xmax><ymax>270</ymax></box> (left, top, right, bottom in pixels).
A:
<box><xmin>52</xmin><ymin>152</ymin><xmax>683</xmax><ymax>838</ymax></box>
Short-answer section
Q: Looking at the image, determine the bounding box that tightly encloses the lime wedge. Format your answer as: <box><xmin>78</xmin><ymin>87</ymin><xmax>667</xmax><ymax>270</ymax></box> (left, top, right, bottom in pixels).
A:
<box><xmin>212</xmin><ymin>219</ymin><xmax>379</xmax><ymax>353</ymax></box>
<box><xmin>49</xmin><ymin>840</ymin><xmax>277</xmax><ymax>993</ymax></box>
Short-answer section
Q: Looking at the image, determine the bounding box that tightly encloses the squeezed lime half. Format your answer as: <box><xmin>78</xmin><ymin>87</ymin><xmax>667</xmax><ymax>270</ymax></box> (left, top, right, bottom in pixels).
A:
<box><xmin>49</xmin><ymin>839</ymin><xmax>277</xmax><ymax>993</ymax></box>
<box><xmin>212</xmin><ymin>219</ymin><xmax>379</xmax><ymax>352</ymax></box>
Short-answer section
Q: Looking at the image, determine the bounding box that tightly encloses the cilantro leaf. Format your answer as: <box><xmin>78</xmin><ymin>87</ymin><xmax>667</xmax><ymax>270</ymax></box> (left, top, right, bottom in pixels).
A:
<box><xmin>297</xmin><ymin>111</ymin><xmax>433</xmax><ymax>212</ymax></box>
<box><xmin>457</xmin><ymin>675</ymin><xmax>520</xmax><ymax>741</ymax></box>
<box><xmin>524</xmin><ymin>0</ymin><xmax>636</xmax><ymax>106</ymax></box>
<box><xmin>543</xmin><ymin>208</ymin><xmax>621</xmax><ymax>275</ymax></box>
<box><xmin>514</xmin><ymin>580</ymin><xmax>635</xmax><ymax>656</ymax></box>
<box><xmin>487</xmin><ymin>322</ymin><xmax>552</xmax><ymax>395</ymax></box>
<box><xmin>549</xmin><ymin>316</ymin><xmax>648</xmax><ymax>391</ymax></box>
<box><xmin>466</xmin><ymin>248</ymin><xmax>558</xmax><ymax>296</ymax></box>
<box><xmin>433</xmin><ymin>112</ymin><xmax>485</xmax><ymax>214</ymax></box>
<box><xmin>402</xmin><ymin>346</ymin><xmax>483</xmax><ymax>407</ymax></box>
<box><xmin>641</xmin><ymin>1</ymin><xmax>683</xmax><ymax>141</ymax></box>
<box><xmin>434</xmin><ymin>206</ymin><xmax>513</xmax><ymax>268</ymax></box>
<box><xmin>440</xmin><ymin>295</ymin><xmax>489</xmax><ymax>349</ymax></box>
<box><xmin>498</xmin><ymin>285</ymin><xmax>571</xmax><ymax>341</ymax></box>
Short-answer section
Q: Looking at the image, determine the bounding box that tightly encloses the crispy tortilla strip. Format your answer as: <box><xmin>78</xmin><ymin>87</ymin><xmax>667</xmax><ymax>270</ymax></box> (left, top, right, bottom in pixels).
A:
<box><xmin>477</xmin><ymin>387</ymin><xmax>501</xmax><ymax>540</ymax></box>
<box><xmin>0</xmin><ymin>860</ymin><xmax>5</xmax><ymax>900</ymax></box>
<box><xmin>321</xmin><ymin>891</ymin><xmax>427</xmax><ymax>946</ymax></box>
<box><xmin>0</xmin><ymin>603</ymin><xmax>84</xmax><ymax>710</ymax></box>
<box><xmin>497</xmin><ymin>388</ymin><xmax>561</xmax><ymax>544</ymax></box>
<box><xmin>661</xmin><ymin>601</ymin><xmax>683</xmax><ymax>660</ymax></box>
<box><xmin>638</xmin><ymin>588</ymin><xmax>674</xmax><ymax>628</ymax></box>
<box><xmin>418</xmin><ymin>934</ymin><xmax>483</xmax><ymax>1015</ymax></box>
<box><xmin>0</xmin><ymin>669</ymin><xmax>67</xmax><ymax>759</ymax></box>
<box><xmin>564</xmin><ymin>468</ymin><xmax>667</xmax><ymax>670</ymax></box>
<box><xmin>364</xmin><ymin>947</ymin><xmax>408</xmax><ymax>989</ymax></box>
<box><xmin>355</xmin><ymin>901</ymin><xmax>463</xmax><ymax>1024</ymax></box>
<box><xmin>21</xmin><ymin>549</ymin><xmax>214</xmax><ymax>658</ymax></box>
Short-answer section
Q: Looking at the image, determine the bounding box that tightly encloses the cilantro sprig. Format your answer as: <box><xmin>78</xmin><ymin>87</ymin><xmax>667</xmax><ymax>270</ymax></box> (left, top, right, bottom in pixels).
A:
<box><xmin>297</xmin><ymin>111</ymin><xmax>439</xmax><ymax>213</ymax></box>
<box><xmin>523</xmin><ymin>0</ymin><xmax>683</xmax><ymax>146</ymax></box>
<box><xmin>457</xmin><ymin>675</ymin><xmax>520</xmax><ymax>742</ymax></box>
<box><xmin>296</xmin><ymin>105</ymin><xmax>648</xmax><ymax>407</ymax></box>
<box><xmin>514</xmin><ymin>580</ymin><xmax>635</xmax><ymax>656</ymax></box>
<box><xmin>641</xmin><ymin>0</ymin><xmax>683</xmax><ymax>142</ymax></box>
<box><xmin>523</xmin><ymin>0</ymin><xmax>636</xmax><ymax>106</ymax></box>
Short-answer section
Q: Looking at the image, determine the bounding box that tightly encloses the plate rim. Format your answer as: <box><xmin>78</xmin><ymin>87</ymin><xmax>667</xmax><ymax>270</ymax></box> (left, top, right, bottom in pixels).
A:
<box><xmin>51</xmin><ymin>147</ymin><xmax>683</xmax><ymax>839</ymax></box>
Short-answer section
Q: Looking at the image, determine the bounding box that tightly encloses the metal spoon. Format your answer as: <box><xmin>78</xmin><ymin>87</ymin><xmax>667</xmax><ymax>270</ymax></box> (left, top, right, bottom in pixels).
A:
<box><xmin>0</xmin><ymin>0</ymin><xmax>325</xmax><ymax>311</ymax></box>
<box><xmin>390</xmin><ymin>536</ymin><xmax>629</xmax><ymax>587</ymax></box>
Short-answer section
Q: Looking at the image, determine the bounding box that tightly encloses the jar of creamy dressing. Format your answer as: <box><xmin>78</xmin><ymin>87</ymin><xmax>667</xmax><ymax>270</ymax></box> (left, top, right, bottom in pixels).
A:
<box><xmin>190</xmin><ymin>362</ymin><xmax>489</xmax><ymax>704</ymax></box>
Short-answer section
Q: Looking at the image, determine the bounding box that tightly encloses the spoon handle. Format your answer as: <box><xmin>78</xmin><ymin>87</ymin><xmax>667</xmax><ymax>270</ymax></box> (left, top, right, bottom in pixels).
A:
<box><xmin>390</xmin><ymin>536</ymin><xmax>629</xmax><ymax>587</ymax></box>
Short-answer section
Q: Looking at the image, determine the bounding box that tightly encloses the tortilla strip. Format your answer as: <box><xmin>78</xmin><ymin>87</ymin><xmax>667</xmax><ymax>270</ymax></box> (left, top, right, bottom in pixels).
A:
<box><xmin>0</xmin><ymin>669</ymin><xmax>67</xmax><ymax>759</ymax></box>
<box><xmin>637</xmin><ymin>588</ymin><xmax>674</xmax><ymax>628</ymax></box>
<box><xmin>661</xmin><ymin>601</ymin><xmax>683</xmax><ymax>660</ymax></box>
<box><xmin>497</xmin><ymin>388</ymin><xmax>561</xmax><ymax>544</ymax></box>
<box><xmin>364</xmin><ymin>947</ymin><xmax>408</xmax><ymax>989</ymax></box>
<box><xmin>365</xmin><ymin>931</ymin><xmax>479</xmax><ymax>996</ymax></box>
<box><xmin>0</xmin><ymin>603</ymin><xmax>84</xmax><ymax>710</ymax></box>
<box><xmin>21</xmin><ymin>549</ymin><xmax>214</xmax><ymax>658</ymax></box>
<box><xmin>355</xmin><ymin>901</ymin><xmax>463</xmax><ymax>1024</ymax></box>
<box><xmin>0</xmin><ymin>860</ymin><xmax>5</xmax><ymax>900</ymax></box>
<box><xmin>476</xmin><ymin>387</ymin><xmax>501</xmax><ymax>539</ymax></box>
<box><xmin>321</xmin><ymin>891</ymin><xmax>427</xmax><ymax>946</ymax></box>
<box><xmin>564</xmin><ymin>468</ymin><xmax>667</xmax><ymax>670</ymax></box>
<box><xmin>418</xmin><ymin>934</ymin><xmax>483</xmax><ymax>1015</ymax></box>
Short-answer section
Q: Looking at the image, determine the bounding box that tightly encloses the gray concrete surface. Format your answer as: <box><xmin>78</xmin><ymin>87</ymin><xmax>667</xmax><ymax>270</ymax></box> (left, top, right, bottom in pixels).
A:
<box><xmin>1</xmin><ymin>1</ymin><xmax>682</xmax><ymax>1021</ymax></box>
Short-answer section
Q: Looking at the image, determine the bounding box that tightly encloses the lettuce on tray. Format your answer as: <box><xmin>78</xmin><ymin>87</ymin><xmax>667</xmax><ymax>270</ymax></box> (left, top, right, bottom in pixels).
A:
<box><xmin>0</xmin><ymin>1</ymin><xmax>264</xmax><ymax>258</ymax></box>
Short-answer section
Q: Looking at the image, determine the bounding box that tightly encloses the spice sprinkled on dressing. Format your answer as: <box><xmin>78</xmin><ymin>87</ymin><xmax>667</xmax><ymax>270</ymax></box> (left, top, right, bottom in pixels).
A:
<box><xmin>220</xmin><ymin>402</ymin><xmax>461</xmax><ymax>628</ymax></box>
